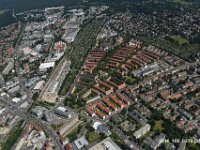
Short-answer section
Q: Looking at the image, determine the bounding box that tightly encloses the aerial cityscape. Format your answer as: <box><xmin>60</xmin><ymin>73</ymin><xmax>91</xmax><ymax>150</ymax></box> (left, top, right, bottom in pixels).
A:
<box><xmin>0</xmin><ymin>0</ymin><xmax>200</xmax><ymax>150</ymax></box>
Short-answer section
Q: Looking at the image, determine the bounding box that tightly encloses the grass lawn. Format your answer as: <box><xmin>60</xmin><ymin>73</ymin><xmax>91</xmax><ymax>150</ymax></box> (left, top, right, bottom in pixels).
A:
<box><xmin>187</xmin><ymin>143</ymin><xmax>200</xmax><ymax>150</ymax></box>
<box><xmin>169</xmin><ymin>0</ymin><xmax>192</xmax><ymax>6</ymax></box>
<box><xmin>170</xmin><ymin>35</ymin><xmax>188</xmax><ymax>45</ymax></box>
<box><xmin>125</xmin><ymin>76</ymin><xmax>137</xmax><ymax>84</ymax></box>
<box><xmin>87</xmin><ymin>131</ymin><xmax>101</xmax><ymax>143</ymax></box>
<box><xmin>153</xmin><ymin>120</ymin><xmax>164</xmax><ymax>132</ymax></box>
<box><xmin>72</xmin><ymin>104</ymin><xmax>80</xmax><ymax>109</ymax></box>
<box><xmin>125</xmin><ymin>76</ymin><xmax>134</xmax><ymax>81</ymax></box>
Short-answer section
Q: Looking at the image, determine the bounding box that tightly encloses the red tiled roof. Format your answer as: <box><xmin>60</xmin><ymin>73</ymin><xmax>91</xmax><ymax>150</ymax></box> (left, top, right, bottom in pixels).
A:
<box><xmin>195</xmin><ymin>92</ymin><xmax>200</xmax><ymax>97</ymax></box>
<box><xmin>108</xmin><ymin>61</ymin><xmax>120</xmax><ymax>66</ymax></box>
<box><xmin>99</xmin><ymin>81</ymin><xmax>113</xmax><ymax>89</ymax></box>
<box><xmin>85</xmin><ymin>107</ymin><xmax>95</xmax><ymax>116</ymax></box>
<box><xmin>64</xmin><ymin>144</ymin><xmax>72</xmax><ymax>150</ymax></box>
<box><xmin>139</xmin><ymin>52</ymin><xmax>154</xmax><ymax>60</ymax></box>
<box><xmin>94</xmin><ymin>86</ymin><xmax>106</xmax><ymax>94</ymax></box>
<box><xmin>170</xmin><ymin>93</ymin><xmax>182</xmax><ymax>100</ymax></box>
<box><xmin>96</xmin><ymin>110</ymin><xmax>106</xmax><ymax>119</ymax></box>
<box><xmin>132</xmin><ymin>56</ymin><xmax>146</xmax><ymax>65</ymax></box>
<box><xmin>129</xmin><ymin>59</ymin><xmax>142</xmax><ymax>66</ymax></box>
<box><xmin>160</xmin><ymin>90</ymin><xmax>170</xmax><ymax>101</ymax></box>
<box><xmin>182</xmin><ymin>81</ymin><xmax>194</xmax><ymax>89</ymax></box>
<box><xmin>91</xmin><ymin>88</ymin><xmax>101</xmax><ymax>95</ymax></box>
<box><xmin>110</xmin><ymin>58</ymin><xmax>124</xmax><ymax>63</ymax></box>
<box><xmin>102</xmin><ymin>98</ymin><xmax>117</xmax><ymax>111</ymax></box>
<box><xmin>124</xmin><ymin>88</ymin><xmax>132</xmax><ymax>96</ymax></box>
<box><xmin>116</xmin><ymin>92</ymin><xmax>129</xmax><ymax>105</ymax></box>
<box><xmin>137</xmin><ymin>54</ymin><xmax>151</xmax><ymax>63</ymax></box>
<box><xmin>97</xmin><ymin>103</ymin><xmax>111</xmax><ymax>114</ymax></box>
<box><xmin>124</xmin><ymin>63</ymin><xmax>132</xmax><ymax>69</ymax></box>
<box><xmin>141</xmin><ymin>50</ymin><xmax>159</xmax><ymax>59</ymax></box>
<box><xmin>112</xmin><ymin>55</ymin><xmax>125</xmax><ymax>60</ymax></box>
<box><xmin>109</xmin><ymin>94</ymin><xmax>125</xmax><ymax>108</ymax></box>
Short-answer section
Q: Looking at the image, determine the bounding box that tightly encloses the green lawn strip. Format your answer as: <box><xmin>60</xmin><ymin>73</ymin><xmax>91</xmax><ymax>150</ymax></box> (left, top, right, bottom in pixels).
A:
<box><xmin>170</xmin><ymin>0</ymin><xmax>192</xmax><ymax>6</ymax></box>
<box><xmin>170</xmin><ymin>35</ymin><xmax>188</xmax><ymax>45</ymax></box>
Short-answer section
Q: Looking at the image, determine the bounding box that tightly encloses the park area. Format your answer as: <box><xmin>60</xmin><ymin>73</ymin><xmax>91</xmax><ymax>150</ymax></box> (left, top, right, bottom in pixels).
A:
<box><xmin>170</xmin><ymin>35</ymin><xmax>188</xmax><ymax>45</ymax></box>
<box><xmin>153</xmin><ymin>120</ymin><xmax>164</xmax><ymax>132</ymax></box>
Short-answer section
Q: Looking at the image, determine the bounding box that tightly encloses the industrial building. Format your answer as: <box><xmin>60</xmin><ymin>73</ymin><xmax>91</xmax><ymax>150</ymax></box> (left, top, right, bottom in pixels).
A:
<box><xmin>39</xmin><ymin>62</ymin><xmax>55</xmax><ymax>72</ymax></box>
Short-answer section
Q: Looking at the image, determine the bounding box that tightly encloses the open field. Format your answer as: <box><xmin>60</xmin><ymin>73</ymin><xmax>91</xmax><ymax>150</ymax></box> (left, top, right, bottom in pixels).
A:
<box><xmin>170</xmin><ymin>35</ymin><xmax>188</xmax><ymax>45</ymax></box>
<box><xmin>153</xmin><ymin>120</ymin><xmax>164</xmax><ymax>132</ymax></box>
<box><xmin>169</xmin><ymin>0</ymin><xmax>192</xmax><ymax>6</ymax></box>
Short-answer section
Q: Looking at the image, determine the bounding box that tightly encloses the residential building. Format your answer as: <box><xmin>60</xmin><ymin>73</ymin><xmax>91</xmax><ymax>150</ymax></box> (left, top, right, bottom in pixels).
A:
<box><xmin>133</xmin><ymin>124</ymin><xmax>151</xmax><ymax>139</ymax></box>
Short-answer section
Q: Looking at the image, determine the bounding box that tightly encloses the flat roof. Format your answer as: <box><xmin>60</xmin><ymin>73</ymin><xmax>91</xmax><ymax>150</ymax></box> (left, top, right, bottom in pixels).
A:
<box><xmin>74</xmin><ymin>136</ymin><xmax>89</xmax><ymax>150</ymax></box>
<box><xmin>88</xmin><ymin>137</ymin><xmax>121</xmax><ymax>150</ymax></box>
<box><xmin>39</xmin><ymin>62</ymin><xmax>55</xmax><ymax>69</ymax></box>
<box><xmin>34</xmin><ymin>80</ymin><xmax>45</xmax><ymax>90</ymax></box>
